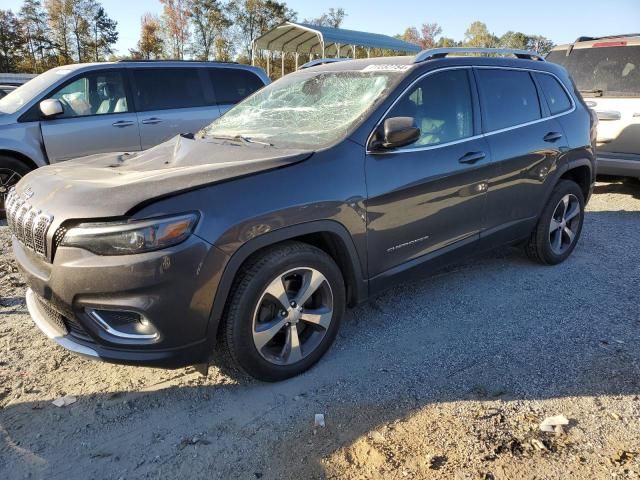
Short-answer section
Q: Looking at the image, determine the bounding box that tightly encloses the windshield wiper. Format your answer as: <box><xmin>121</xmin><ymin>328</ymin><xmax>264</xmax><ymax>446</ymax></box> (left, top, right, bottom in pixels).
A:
<box><xmin>208</xmin><ymin>134</ymin><xmax>274</xmax><ymax>147</ymax></box>
<box><xmin>579</xmin><ymin>88</ymin><xmax>604</xmax><ymax>97</ymax></box>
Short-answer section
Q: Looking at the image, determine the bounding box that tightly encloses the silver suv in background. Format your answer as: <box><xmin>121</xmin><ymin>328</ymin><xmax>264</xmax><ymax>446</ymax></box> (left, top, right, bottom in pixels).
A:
<box><xmin>0</xmin><ymin>61</ymin><xmax>269</xmax><ymax>214</ymax></box>
<box><xmin>547</xmin><ymin>34</ymin><xmax>640</xmax><ymax>178</ymax></box>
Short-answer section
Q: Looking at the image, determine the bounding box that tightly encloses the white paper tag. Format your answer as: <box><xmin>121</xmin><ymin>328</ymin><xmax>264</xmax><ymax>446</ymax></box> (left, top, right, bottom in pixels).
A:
<box><xmin>362</xmin><ymin>64</ymin><xmax>412</xmax><ymax>72</ymax></box>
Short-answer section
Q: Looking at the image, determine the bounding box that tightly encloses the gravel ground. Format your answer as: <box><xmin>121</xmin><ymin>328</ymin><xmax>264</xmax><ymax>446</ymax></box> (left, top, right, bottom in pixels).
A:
<box><xmin>1</xmin><ymin>178</ymin><xmax>639</xmax><ymax>480</ymax></box>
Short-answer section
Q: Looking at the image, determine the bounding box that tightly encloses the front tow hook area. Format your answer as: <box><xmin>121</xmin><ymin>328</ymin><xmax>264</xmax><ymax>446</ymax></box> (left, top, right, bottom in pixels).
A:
<box><xmin>25</xmin><ymin>288</ymin><xmax>99</xmax><ymax>359</ymax></box>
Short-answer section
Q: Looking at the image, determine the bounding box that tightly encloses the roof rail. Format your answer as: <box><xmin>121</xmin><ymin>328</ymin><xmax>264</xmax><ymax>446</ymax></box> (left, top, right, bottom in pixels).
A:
<box><xmin>299</xmin><ymin>58</ymin><xmax>349</xmax><ymax>69</ymax></box>
<box><xmin>116</xmin><ymin>59</ymin><xmax>238</xmax><ymax>64</ymax></box>
<box><xmin>413</xmin><ymin>47</ymin><xmax>545</xmax><ymax>63</ymax></box>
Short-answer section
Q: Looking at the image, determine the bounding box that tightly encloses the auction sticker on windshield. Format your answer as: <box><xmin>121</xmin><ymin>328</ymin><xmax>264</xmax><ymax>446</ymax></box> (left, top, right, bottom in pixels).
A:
<box><xmin>362</xmin><ymin>65</ymin><xmax>412</xmax><ymax>72</ymax></box>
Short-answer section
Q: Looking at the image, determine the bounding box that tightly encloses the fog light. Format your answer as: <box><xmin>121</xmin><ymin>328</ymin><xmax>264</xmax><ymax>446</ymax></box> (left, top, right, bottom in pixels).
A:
<box><xmin>87</xmin><ymin>309</ymin><xmax>159</xmax><ymax>342</ymax></box>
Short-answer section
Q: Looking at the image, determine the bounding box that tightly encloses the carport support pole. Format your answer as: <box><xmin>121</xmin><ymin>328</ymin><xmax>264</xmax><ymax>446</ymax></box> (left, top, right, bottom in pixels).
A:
<box><xmin>336</xmin><ymin>43</ymin><xmax>340</xmax><ymax>58</ymax></box>
<box><xmin>267</xmin><ymin>51</ymin><xmax>270</xmax><ymax>77</ymax></box>
<box><xmin>295</xmin><ymin>52</ymin><xmax>299</xmax><ymax>70</ymax></box>
<box><xmin>367</xmin><ymin>48</ymin><xmax>371</xmax><ymax>58</ymax></box>
<box><xmin>281</xmin><ymin>51</ymin><xmax>285</xmax><ymax>77</ymax></box>
<box><xmin>352</xmin><ymin>44</ymin><xmax>356</xmax><ymax>59</ymax></box>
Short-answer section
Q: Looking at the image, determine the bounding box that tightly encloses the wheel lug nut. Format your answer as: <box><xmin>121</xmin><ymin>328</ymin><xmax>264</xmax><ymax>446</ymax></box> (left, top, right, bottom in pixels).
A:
<box><xmin>280</xmin><ymin>310</ymin><xmax>287</xmax><ymax>317</ymax></box>
<box><xmin>290</xmin><ymin>301</ymin><xmax>296</xmax><ymax>308</ymax></box>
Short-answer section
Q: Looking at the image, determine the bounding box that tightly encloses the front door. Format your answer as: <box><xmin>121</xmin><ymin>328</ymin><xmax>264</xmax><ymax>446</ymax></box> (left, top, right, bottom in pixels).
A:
<box><xmin>40</xmin><ymin>70</ymin><xmax>141</xmax><ymax>162</ymax></box>
<box><xmin>365</xmin><ymin>68</ymin><xmax>493</xmax><ymax>278</ymax></box>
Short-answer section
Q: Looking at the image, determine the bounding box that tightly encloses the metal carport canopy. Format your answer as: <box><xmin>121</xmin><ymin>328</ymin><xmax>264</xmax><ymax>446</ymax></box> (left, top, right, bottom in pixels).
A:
<box><xmin>252</xmin><ymin>22</ymin><xmax>421</xmax><ymax>59</ymax></box>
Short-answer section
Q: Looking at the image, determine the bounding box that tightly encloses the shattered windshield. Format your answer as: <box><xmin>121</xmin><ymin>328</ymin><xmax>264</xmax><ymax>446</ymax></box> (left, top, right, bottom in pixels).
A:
<box><xmin>201</xmin><ymin>70</ymin><xmax>404</xmax><ymax>149</ymax></box>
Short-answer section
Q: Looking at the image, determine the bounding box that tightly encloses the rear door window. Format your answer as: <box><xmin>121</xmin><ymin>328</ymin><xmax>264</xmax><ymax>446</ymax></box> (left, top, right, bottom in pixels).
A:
<box><xmin>477</xmin><ymin>69</ymin><xmax>541</xmax><ymax>131</ymax></box>
<box><xmin>132</xmin><ymin>68</ymin><xmax>207</xmax><ymax>111</ymax></box>
<box><xmin>547</xmin><ymin>45</ymin><xmax>640</xmax><ymax>97</ymax></box>
<box><xmin>535</xmin><ymin>73</ymin><xmax>572</xmax><ymax>115</ymax></box>
<box><xmin>210</xmin><ymin>68</ymin><xmax>264</xmax><ymax>104</ymax></box>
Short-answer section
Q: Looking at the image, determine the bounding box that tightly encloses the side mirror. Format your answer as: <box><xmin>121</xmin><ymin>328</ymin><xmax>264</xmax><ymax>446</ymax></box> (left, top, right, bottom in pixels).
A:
<box><xmin>379</xmin><ymin>117</ymin><xmax>420</xmax><ymax>150</ymax></box>
<box><xmin>39</xmin><ymin>99</ymin><xmax>64</xmax><ymax>118</ymax></box>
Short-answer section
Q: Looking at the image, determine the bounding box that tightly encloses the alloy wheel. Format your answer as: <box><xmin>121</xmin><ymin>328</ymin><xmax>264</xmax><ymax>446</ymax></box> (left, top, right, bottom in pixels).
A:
<box><xmin>0</xmin><ymin>168</ymin><xmax>22</xmax><ymax>215</ymax></box>
<box><xmin>252</xmin><ymin>267</ymin><xmax>334</xmax><ymax>366</ymax></box>
<box><xmin>549</xmin><ymin>193</ymin><xmax>581</xmax><ymax>255</ymax></box>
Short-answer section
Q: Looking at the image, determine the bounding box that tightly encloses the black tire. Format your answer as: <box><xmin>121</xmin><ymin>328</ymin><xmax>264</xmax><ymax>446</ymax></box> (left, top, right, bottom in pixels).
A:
<box><xmin>1</xmin><ymin>155</ymin><xmax>33</xmax><ymax>217</ymax></box>
<box><xmin>218</xmin><ymin>241</ymin><xmax>345</xmax><ymax>381</ymax></box>
<box><xmin>526</xmin><ymin>180</ymin><xmax>585</xmax><ymax>265</ymax></box>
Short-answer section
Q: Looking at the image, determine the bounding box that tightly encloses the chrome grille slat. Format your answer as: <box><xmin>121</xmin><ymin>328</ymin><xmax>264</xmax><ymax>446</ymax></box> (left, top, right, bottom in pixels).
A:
<box><xmin>23</xmin><ymin>209</ymin><xmax>38</xmax><ymax>249</ymax></box>
<box><xmin>5</xmin><ymin>187</ymin><xmax>54</xmax><ymax>260</ymax></box>
<box><xmin>33</xmin><ymin>214</ymin><xmax>53</xmax><ymax>256</ymax></box>
<box><xmin>16</xmin><ymin>203</ymin><xmax>31</xmax><ymax>242</ymax></box>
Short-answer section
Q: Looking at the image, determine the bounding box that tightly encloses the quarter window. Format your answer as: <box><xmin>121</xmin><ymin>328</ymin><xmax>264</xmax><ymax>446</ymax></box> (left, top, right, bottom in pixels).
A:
<box><xmin>535</xmin><ymin>73</ymin><xmax>572</xmax><ymax>115</ymax></box>
<box><xmin>388</xmin><ymin>69</ymin><xmax>474</xmax><ymax>147</ymax></box>
<box><xmin>49</xmin><ymin>71</ymin><xmax>128</xmax><ymax>118</ymax></box>
<box><xmin>477</xmin><ymin>69</ymin><xmax>541</xmax><ymax>131</ymax></box>
<box><xmin>210</xmin><ymin>68</ymin><xmax>264</xmax><ymax>104</ymax></box>
<box><xmin>132</xmin><ymin>68</ymin><xmax>207</xmax><ymax>111</ymax></box>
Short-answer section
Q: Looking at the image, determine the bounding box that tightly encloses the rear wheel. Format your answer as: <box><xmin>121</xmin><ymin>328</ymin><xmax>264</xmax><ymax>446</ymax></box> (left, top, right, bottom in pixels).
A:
<box><xmin>526</xmin><ymin>180</ymin><xmax>585</xmax><ymax>265</ymax></box>
<box><xmin>0</xmin><ymin>156</ymin><xmax>33</xmax><ymax>217</ymax></box>
<box><xmin>219</xmin><ymin>241</ymin><xmax>345</xmax><ymax>381</ymax></box>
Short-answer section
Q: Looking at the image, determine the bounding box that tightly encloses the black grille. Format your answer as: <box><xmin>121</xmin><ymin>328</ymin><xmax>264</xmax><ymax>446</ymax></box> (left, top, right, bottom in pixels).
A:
<box><xmin>33</xmin><ymin>293</ymin><xmax>94</xmax><ymax>343</ymax></box>
<box><xmin>63</xmin><ymin>316</ymin><xmax>93</xmax><ymax>342</ymax></box>
<box><xmin>33</xmin><ymin>294</ymin><xmax>67</xmax><ymax>336</ymax></box>
<box><xmin>54</xmin><ymin>226</ymin><xmax>67</xmax><ymax>247</ymax></box>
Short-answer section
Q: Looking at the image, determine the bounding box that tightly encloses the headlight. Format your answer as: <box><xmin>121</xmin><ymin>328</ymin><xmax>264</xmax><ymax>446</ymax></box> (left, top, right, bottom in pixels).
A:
<box><xmin>60</xmin><ymin>213</ymin><xmax>199</xmax><ymax>255</ymax></box>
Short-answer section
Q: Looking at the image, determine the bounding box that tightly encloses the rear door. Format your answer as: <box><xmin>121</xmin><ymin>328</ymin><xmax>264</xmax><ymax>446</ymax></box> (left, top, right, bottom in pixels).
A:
<box><xmin>365</xmin><ymin>68</ymin><xmax>492</xmax><ymax>278</ymax></box>
<box><xmin>40</xmin><ymin>69</ymin><xmax>141</xmax><ymax>162</ymax></box>
<box><xmin>131</xmin><ymin>67</ymin><xmax>220</xmax><ymax>149</ymax></box>
<box><xmin>209</xmin><ymin>67</ymin><xmax>265</xmax><ymax>115</ymax></box>
<box><xmin>476</xmin><ymin>67</ymin><xmax>569</xmax><ymax>241</ymax></box>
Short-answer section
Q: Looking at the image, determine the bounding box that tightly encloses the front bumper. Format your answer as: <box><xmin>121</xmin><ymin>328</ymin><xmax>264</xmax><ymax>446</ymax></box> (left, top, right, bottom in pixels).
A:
<box><xmin>15</xmin><ymin>234</ymin><xmax>229</xmax><ymax>368</ymax></box>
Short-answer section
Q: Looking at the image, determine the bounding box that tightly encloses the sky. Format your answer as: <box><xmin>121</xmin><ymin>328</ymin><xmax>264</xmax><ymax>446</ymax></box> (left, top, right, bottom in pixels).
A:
<box><xmin>4</xmin><ymin>0</ymin><xmax>640</xmax><ymax>56</ymax></box>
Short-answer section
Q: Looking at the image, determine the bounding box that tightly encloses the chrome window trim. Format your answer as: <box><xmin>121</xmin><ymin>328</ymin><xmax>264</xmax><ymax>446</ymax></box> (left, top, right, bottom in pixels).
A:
<box><xmin>366</xmin><ymin>66</ymin><xmax>576</xmax><ymax>155</ymax></box>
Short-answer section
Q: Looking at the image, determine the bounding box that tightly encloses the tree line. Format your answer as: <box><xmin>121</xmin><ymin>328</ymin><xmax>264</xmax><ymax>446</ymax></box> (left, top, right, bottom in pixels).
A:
<box><xmin>0</xmin><ymin>0</ymin><xmax>118</xmax><ymax>73</ymax></box>
<box><xmin>0</xmin><ymin>0</ymin><xmax>555</xmax><ymax>75</ymax></box>
<box><xmin>398</xmin><ymin>20</ymin><xmax>554</xmax><ymax>55</ymax></box>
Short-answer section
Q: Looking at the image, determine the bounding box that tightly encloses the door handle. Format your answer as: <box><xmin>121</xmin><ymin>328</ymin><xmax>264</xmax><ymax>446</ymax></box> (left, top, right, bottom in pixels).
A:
<box><xmin>544</xmin><ymin>132</ymin><xmax>563</xmax><ymax>142</ymax></box>
<box><xmin>458</xmin><ymin>151</ymin><xmax>486</xmax><ymax>164</ymax></box>
<box><xmin>141</xmin><ymin>117</ymin><xmax>162</xmax><ymax>125</ymax></box>
<box><xmin>112</xmin><ymin>120</ymin><xmax>134</xmax><ymax>128</ymax></box>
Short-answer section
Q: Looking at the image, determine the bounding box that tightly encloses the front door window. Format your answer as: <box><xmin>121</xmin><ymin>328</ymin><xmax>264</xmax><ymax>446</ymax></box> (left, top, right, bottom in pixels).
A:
<box><xmin>49</xmin><ymin>71</ymin><xmax>129</xmax><ymax>118</ymax></box>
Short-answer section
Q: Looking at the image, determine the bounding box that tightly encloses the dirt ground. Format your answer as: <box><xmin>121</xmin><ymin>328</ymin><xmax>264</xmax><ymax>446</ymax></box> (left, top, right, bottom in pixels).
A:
<box><xmin>1</xmin><ymin>178</ymin><xmax>640</xmax><ymax>480</ymax></box>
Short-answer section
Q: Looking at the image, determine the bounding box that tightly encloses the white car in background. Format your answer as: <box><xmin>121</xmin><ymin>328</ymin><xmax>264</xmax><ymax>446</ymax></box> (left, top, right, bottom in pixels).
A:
<box><xmin>547</xmin><ymin>34</ymin><xmax>640</xmax><ymax>179</ymax></box>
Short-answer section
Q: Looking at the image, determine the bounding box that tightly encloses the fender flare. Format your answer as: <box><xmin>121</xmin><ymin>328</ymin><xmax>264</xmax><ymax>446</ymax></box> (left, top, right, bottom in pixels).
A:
<box><xmin>538</xmin><ymin>157</ymin><xmax>595</xmax><ymax>216</ymax></box>
<box><xmin>206</xmin><ymin>219</ymin><xmax>368</xmax><ymax>340</ymax></box>
<box><xmin>560</xmin><ymin>157</ymin><xmax>595</xmax><ymax>181</ymax></box>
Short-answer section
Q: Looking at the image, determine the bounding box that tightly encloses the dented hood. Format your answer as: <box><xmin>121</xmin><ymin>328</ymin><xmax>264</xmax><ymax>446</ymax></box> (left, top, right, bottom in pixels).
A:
<box><xmin>15</xmin><ymin>135</ymin><xmax>312</xmax><ymax>222</ymax></box>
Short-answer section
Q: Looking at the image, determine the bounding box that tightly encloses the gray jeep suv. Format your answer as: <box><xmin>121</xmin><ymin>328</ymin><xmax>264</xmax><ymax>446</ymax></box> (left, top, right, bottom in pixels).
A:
<box><xmin>0</xmin><ymin>60</ymin><xmax>269</xmax><ymax>214</ymax></box>
<box><xmin>8</xmin><ymin>48</ymin><xmax>596</xmax><ymax>381</ymax></box>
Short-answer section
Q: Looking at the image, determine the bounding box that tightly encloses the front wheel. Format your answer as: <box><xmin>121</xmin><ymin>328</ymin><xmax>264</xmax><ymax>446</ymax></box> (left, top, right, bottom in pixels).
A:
<box><xmin>526</xmin><ymin>180</ymin><xmax>585</xmax><ymax>265</ymax></box>
<box><xmin>219</xmin><ymin>241</ymin><xmax>345</xmax><ymax>381</ymax></box>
